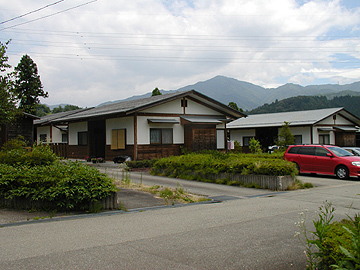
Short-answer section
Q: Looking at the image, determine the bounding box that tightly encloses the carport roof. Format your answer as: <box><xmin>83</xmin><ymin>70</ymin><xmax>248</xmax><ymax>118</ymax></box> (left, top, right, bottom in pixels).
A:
<box><xmin>227</xmin><ymin>107</ymin><xmax>360</xmax><ymax>129</ymax></box>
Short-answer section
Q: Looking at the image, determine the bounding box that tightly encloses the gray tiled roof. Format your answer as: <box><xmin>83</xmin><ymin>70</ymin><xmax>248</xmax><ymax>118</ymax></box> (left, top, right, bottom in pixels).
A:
<box><xmin>44</xmin><ymin>90</ymin><xmax>245</xmax><ymax>123</ymax></box>
<box><xmin>227</xmin><ymin>107</ymin><xmax>360</xmax><ymax>128</ymax></box>
<box><xmin>34</xmin><ymin>108</ymin><xmax>92</xmax><ymax>125</ymax></box>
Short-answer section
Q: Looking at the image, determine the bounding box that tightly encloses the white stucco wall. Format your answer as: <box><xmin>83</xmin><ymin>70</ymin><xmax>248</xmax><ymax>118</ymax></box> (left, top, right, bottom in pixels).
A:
<box><xmin>37</xmin><ymin>126</ymin><xmax>50</xmax><ymax>142</ymax></box>
<box><xmin>137</xmin><ymin>116</ymin><xmax>184</xmax><ymax>144</ymax></box>
<box><xmin>143</xmin><ymin>98</ymin><xmax>222</xmax><ymax>116</ymax></box>
<box><xmin>143</xmin><ymin>99</ymin><xmax>183</xmax><ymax>114</ymax></box>
<box><xmin>286</xmin><ymin>126</ymin><xmax>312</xmax><ymax>144</ymax></box>
<box><xmin>317</xmin><ymin>114</ymin><xmax>350</xmax><ymax>125</ymax></box>
<box><xmin>217</xmin><ymin>129</ymin><xmax>225</xmax><ymax>149</ymax></box>
<box><xmin>69</xmin><ymin>122</ymin><xmax>87</xmax><ymax>145</ymax></box>
<box><xmin>229</xmin><ymin>129</ymin><xmax>256</xmax><ymax>145</ymax></box>
<box><xmin>106</xmin><ymin>117</ymin><xmax>134</xmax><ymax>145</ymax></box>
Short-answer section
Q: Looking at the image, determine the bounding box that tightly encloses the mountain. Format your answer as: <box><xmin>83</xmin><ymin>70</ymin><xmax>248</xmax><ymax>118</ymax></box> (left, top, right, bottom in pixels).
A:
<box><xmin>249</xmin><ymin>95</ymin><xmax>360</xmax><ymax>118</ymax></box>
<box><xmin>98</xmin><ymin>75</ymin><xmax>360</xmax><ymax>110</ymax></box>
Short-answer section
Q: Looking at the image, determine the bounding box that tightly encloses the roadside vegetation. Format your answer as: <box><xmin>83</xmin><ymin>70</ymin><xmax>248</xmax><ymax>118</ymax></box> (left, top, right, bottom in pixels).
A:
<box><xmin>0</xmin><ymin>137</ymin><xmax>118</xmax><ymax>211</ymax></box>
<box><xmin>296</xmin><ymin>201</ymin><xmax>360</xmax><ymax>269</ymax></box>
<box><xmin>115</xmin><ymin>171</ymin><xmax>209</xmax><ymax>205</ymax></box>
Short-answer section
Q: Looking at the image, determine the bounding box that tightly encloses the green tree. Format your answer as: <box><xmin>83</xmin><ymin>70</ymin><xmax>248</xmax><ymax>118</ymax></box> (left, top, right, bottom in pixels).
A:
<box><xmin>276</xmin><ymin>121</ymin><xmax>295</xmax><ymax>149</ymax></box>
<box><xmin>13</xmin><ymin>54</ymin><xmax>48</xmax><ymax>115</ymax></box>
<box><xmin>151</xmin><ymin>87</ymin><xmax>162</xmax><ymax>96</ymax></box>
<box><xmin>228</xmin><ymin>102</ymin><xmax>243</xmax><ymax>112</ymax></box>
<box><xmin>36</xmin><ymin>104</ymin><xmax>51</xmax><ymax>117</ymax></box>
<box><xmin>52</xmin><ymin>104</ymin><xmax>81</xmax><ymax>114</ymax></box>
<box><xmin>249</xmin><ymin>138</ymin><xmax>262</xmax><ymax>154</ymax></box>
<box><xmin>0</xmin><ymin>41</ymin><xmax>16</xmax><ymax>127</ymax></box>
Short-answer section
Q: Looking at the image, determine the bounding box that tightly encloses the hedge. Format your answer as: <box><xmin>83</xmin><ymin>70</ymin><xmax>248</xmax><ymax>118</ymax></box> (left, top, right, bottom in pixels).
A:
<box><xmin>151</xmin><ymin>152</ymin><xmax>297</xmax><ymax>179</ymax></box>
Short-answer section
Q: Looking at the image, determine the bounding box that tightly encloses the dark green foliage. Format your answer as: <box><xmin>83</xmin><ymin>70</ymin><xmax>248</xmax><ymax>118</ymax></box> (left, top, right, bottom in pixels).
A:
<box><xmin>52</xmin><ymin>104</ymin><xmax>82</xmax><ymax>114</ymax></box>
<box><xmin>276</xmin><ymin>121</ymin><xmax>295</xmax><ymax>149</ymax></box>
<box><xmin>126</xmin><ymin>159</ymin><xmax>158</xmax><ymax>169</ymax></box>
<box><xmin>228</xmin><ymin>102</ymin><xmax>243</xmax><ymax>112</ymax></box>
<box><xmin>151</xmin><ymin>152</ymin><xmax>297</xmax><ymax>183</ymax></box>
<box><xmin>0</xmin><ymin>162</ymin><xmax>118</xmax><ymax>210</ymax></box>
<box><xmin>0</xmin><ymin>139</ymin><xmax>117</xmax><ymax>211</ymax></box>
<box><xmin>151</xmin><ymin>87</ymin><xmax>162</xmax><ymax>96</ymax></box>
<box><xmin>248</xmin><ymin>95</ymin><xmax>360</xmax><ymax>118</ymax></box>
<box><xmin>13</xmin><ymin>54</ymin><xmax>48</xmax><ymax>115</ymax></box>
<box><xmin>36</xmin><ymin>104</ymin><xmax>51</xmax><ymax>117</ymax></box>
<box><xmin>0</xmin><ymin>40</ymin><xmax>16</xmax><ymax>126</ymax></box>
<box><xmin>0</xmin><ymin>143</ymin><xmax>57</xmax><ymax>166</ymax></box>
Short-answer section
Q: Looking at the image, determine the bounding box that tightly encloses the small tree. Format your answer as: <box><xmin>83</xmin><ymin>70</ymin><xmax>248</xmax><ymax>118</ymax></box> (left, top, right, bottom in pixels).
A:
<box><xmin>228</xmin><ymin>102</ymin><xmax>243</xmax><ymax>112</ymax></box>
<box><xmin>276</xmin><ymin>121</ymin><xmax>295</xmax><ymax>149</ymax></box>
<box><xmin>249</xmin><ymin>138</ymin><xmax>262</xmax><ymax>154</ymax></box>
<box><xmin>13</xmin><ymin>54</ymin><xmax>48</xmax><ymax>115</ymax></box>
<box><xmin>151</xmin><ymin>87</ymin><xmax>162</xmax><ymax>96</ymax></box>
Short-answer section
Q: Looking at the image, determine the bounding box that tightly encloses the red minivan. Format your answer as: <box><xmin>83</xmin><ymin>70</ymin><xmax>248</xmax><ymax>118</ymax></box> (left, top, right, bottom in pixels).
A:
<box><xmin>284</xmin><ymin>145</ymin><xmax>360</xmax><ymax>179</ymax></box>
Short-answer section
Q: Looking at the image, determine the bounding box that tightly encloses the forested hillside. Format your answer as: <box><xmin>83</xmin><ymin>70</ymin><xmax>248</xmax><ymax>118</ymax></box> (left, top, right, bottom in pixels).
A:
<box><xmin>248</xmin><ymin>95</ymin><xmax>360</xmax><ymax>118</ymax></box>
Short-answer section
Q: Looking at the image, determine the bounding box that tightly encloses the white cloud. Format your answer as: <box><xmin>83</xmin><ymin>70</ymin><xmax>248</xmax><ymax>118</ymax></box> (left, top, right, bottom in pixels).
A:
<box><xmin>1</xmin><ymin>0</ymin><xmax>360</xmax><ymax>106</ymax></box>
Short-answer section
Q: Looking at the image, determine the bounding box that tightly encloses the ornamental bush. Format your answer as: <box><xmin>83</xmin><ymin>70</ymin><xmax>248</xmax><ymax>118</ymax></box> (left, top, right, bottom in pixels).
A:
<box><xmin>0</xmin><ymin>162</ymin><xmax>118</xmax><ymax>210</ymax></box>
<box><xmin>151</xmin><ymin>152</ymin><xmax>297</xmax><ymax>181</ymax></box>
<box><xmin>0</xmin><ymin>139</ymin><xmax>118</xmax><ymax>211</ymax></box>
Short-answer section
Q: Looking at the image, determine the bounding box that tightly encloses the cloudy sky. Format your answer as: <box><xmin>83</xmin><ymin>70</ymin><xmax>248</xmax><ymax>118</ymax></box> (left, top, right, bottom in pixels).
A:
<box><xmin>1</xmin><ymin>0</ymin><xmax>360</xmax><ymax>107</ymax></box>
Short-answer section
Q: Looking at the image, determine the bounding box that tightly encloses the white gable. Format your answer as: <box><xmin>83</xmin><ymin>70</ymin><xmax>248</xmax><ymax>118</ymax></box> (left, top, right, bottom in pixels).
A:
<box><xmin>142</xmin><ymin>98</ymin><xmax>222</xmax><ymax>115</ymax></box>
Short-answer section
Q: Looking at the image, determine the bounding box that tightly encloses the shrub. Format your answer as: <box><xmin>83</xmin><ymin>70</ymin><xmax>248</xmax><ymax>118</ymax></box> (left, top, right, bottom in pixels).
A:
<box><xmin>0</xmin><ymin>161</ymin><xmax>118</xmax><ymax>211</ymax></box>
<box><xmin>0</xmin><ymin>142</ymin><xmax>58</xmax><ymax>166</ymax></box>
<box><xmin>150</xmin><ymin>152</ymin><xmax>298</xmax><ymax>184</ymax></box>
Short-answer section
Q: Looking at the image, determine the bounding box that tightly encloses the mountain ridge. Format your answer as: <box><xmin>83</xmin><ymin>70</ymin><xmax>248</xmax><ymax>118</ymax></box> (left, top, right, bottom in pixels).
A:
<box><xmin>97</xmin><ymin>75</ymin><xmax>360</xmax><ymax>110</ymax></box>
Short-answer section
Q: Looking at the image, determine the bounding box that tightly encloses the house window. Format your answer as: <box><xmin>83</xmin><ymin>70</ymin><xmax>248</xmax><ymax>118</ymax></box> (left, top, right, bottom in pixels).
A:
<box><xmin>39</xmin><ymin>134</ymin><xmax>47</xmax><ymax>142</ymax></box>
<box><xmin>294</xmin><ymin>135</ymin><xmax>302</xmax><ymax>145</ymax></box>
<box><xmin>243</xmin><ymin>136</ymin><xmax>253</xmax><ymax>147</ymax></box>
<box><xmin>62</xmin><ymin>134</ymin><xmax>68</xmax><ymax>143</ymax></box>
<box><xmin>319</xmin><ymin>134</ymin><xmax>330</xmax><ymax>145</ymax></box>
<box><xmin>78</xmin><ymin>132</ymin><xmax>88</xmax><ymax>146</ymax></box>
<box><xmin>111</xmin><ymin>129</ymin><xmax>126</xmax><ymax>150</ymax></box>
<box><xmin>181</xmin><ymin>99</ymin><xmax>188</xmax><ymax>107</ymax></box>
<box><xmin>150</xmin><ymin>128</ymin><xmax>173</xmax><ymax>144</ymax></box>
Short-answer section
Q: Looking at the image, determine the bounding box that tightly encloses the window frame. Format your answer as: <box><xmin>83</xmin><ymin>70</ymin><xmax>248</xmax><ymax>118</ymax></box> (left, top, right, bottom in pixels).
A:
<box><xmin>150</xmin><ymin>128</ymin><xmax>173</xmax><ymax>145</ymax></box>
<box><xmin>319</xmin><ymin>134</ymin><xmax>330</xmax><ymax>145</ymax></box>
<box><xmin>78</xmin><ymin>131</ymin><xmax>88</xmax><ymax>146</ymax></box>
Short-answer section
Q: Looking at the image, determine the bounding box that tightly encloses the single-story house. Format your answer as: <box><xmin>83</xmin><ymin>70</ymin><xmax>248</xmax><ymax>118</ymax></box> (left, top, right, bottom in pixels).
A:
<box><xmin>35</xmin><ymin>90</ymin><xmax>245</xmax><ymax>160</ymax></box>
<box><xmin>34</xmin><ymin>108</ymin><xmax>91</xmax><ymax>143</ymax></box>
<box><xmin>228</xmin><ymin>107</ymin><xmax>360</xmax><ymax>152</ymax></box>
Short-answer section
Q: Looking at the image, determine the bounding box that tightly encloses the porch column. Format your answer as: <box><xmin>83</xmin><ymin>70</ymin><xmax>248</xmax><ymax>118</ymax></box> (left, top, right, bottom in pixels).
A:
<box><xmin>134</xmin><ymin>113</ymin><xmax>138</xmax><ymax>160</ymax></box>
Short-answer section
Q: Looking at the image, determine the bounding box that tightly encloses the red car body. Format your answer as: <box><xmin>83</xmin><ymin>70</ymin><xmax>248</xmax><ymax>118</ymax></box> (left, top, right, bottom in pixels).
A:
<box><xmin>283</xmin><ymin>145</ymin><xmax>360</xmax><ymax>179</ymax></box>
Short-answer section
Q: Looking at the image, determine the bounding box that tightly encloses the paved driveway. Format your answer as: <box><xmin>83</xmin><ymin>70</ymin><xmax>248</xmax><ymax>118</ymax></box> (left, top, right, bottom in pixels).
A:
<box><xmin>1</xmin><ymin>167</ymin><xmax>359</xmax><ymax>269</ymax></box>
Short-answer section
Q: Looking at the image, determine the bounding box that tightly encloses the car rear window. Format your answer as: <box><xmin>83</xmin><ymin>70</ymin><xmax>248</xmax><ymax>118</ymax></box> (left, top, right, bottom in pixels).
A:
<box><xmin>298</xmin><ymin>147</ymin><xmax>315</xmax><ymax>155</ymax></box>
<box><xmin>287</xmin><ymin>146</ymin><xmax>300</xmax><ymax>154</ymax></box>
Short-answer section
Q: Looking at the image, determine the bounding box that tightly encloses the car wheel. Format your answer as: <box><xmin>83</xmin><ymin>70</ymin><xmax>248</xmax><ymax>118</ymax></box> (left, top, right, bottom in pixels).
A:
<box><xmin>336</xmin><ymin>166</ymin><xmax>349</xmax><ymax>179</ymax></box>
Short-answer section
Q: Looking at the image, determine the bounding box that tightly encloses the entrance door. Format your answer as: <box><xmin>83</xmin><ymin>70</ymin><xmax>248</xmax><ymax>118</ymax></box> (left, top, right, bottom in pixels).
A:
<box><xmin>88</xmin><ymin>120</ymin><xmax>106</xmax><ymax>158</ymax></box>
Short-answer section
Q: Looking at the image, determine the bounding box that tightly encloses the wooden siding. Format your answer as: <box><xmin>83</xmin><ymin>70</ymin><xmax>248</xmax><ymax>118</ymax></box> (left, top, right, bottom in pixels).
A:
<box><xmin>335</xmin><ymin>132</ymin><xmax>356</xmax><ymax>147</ymax></box>
<box><xmin>105</xmin><ymin>144</ymin><xmax>182</xmax><ymax>161</ymax></box>
<box><xmin>6</xmin><ymin>117</ymin><xmax>35</xmax><ymax>146</ymax></box>
<box><xmin>68</xmin><ymin>145</ymin><xmax>88</xmax><ymax>159</ymax></box>
<box><xmin>184</xmin><ymin>124</ymin><xmax>217</xmax><ymax>152</ymax></box>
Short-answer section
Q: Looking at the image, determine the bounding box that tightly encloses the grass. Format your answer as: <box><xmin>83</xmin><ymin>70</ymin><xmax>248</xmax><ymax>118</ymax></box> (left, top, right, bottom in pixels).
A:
<box><xmin>116</xmin><ymin>178</ymin><xmax>210</xmax><ymax>205</ymax></box>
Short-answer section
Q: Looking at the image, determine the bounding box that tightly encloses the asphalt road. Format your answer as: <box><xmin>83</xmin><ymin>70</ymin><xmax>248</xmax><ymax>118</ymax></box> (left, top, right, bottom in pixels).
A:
<box><xmin>1</xmin><ymin>167</ymin><xmax>360</xmax><ymax>269</ymax></box>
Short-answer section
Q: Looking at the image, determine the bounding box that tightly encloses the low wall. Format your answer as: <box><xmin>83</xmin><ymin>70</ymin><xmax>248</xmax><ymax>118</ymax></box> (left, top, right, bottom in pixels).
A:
<box><xmin>209</xmin><ymin>173</ymin><xmax>295</xmax><ymax>191</ymax></box>
<box><xmin>0</xmin><ymin>192</ymin><xmax>118</xmax><ymax>211</ymax></box>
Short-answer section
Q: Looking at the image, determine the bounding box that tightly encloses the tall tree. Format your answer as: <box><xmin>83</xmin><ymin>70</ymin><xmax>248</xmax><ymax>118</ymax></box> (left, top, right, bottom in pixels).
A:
<box><xmin>13</xmin><ymin>54</ymin><xmax>48</xmax><ymax>115</ymax></box>
<box><xmin>0</xmin><ymin>41</ymin><xmax>16</xmax><ymax>127</ymax></box>
<box><xmin>151</xmin><ymin>87</ymin><xmax>162</xmax><ymax>96</ymax></box>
